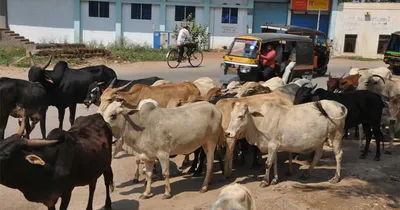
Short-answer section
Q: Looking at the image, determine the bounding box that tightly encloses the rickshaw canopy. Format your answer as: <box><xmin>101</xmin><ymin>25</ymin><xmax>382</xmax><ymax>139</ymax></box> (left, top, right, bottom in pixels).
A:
<box><xmin>235</xmin><ymin>33</ymin><xmax>312</xmax><ymax>44</ymax></box>
<box><xmin>261</xmin><ymin>24</ymin><xmax>328</xmax><ymax>38</ymax></box>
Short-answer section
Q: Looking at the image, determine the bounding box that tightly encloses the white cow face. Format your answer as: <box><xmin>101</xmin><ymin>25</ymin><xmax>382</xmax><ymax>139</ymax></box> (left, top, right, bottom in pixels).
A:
<box><xmin>102</xmin><ymin>100</ymin><xmax>138</xmax><ymax>138</ymax></box>
<box><xmin>388</xmin><ymin>96</ymin><xmax>400</xmax><ymax>123</ymax></box>
<box><xmin>225</xmin><ymin>102</ymin><xmax>263</xmax><ymax>139</ymax></box>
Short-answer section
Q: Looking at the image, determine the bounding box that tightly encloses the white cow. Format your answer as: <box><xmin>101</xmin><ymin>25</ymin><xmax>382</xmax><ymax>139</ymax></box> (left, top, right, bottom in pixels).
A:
<box><xmin>151</xmin><ymin>80</ymin><xmax>172</xmax><ymax>86</ymax></box>
<box><xmin>211</xmin><ymin>183</ymin><xmax>256</xmax><ymax>210</ymax></box>
<box><xmin>260</xmin><ymin>77</ymin><xmax>284</xmax><ymax>91</ymax></box>
<box><xmin>225</xmin><ymin>100</ymin><xmax>347</xmax><ymax>187</ymax></box>
<box><xmin>193</xmin><ymin>77</ymin><xmax>218</xmax><ymax>97</ymax></box>
<box><xmin>102</xmin><ymin>100</ymin><xmax>224</xmax><ymax>199</ymax></box>
<box><xmin>349</xmin><ymin>67</ymin><xmax>392</xmax><ymax>79</ymax></box>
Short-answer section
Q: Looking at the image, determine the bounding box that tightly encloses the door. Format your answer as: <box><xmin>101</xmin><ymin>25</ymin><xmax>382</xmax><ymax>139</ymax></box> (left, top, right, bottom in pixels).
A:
<box><xmin>253</xmin><ymin>2</ymin><xmax>289</xmax><ymax>33</ymax></box>
<box><xmin>0</xmin><ymin>0</ymin><xmax>7</xmax><ymax>29</ymax></box>
<box><xmin>291</xmin><ymin>13</ymin><xmax>330</xmax><ymax>36</ymax></box>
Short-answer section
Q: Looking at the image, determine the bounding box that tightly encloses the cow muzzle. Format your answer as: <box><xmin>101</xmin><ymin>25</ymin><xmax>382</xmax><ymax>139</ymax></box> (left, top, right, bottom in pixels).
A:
<box><xmin>83</xmin><ymin>100</ymin><xmax>92</xmax><ymax>108</ymax></box>
<box><xmin>224</xmin><ymin>131</ymin><xmax>235</xmax><ymax>138</ymax></box>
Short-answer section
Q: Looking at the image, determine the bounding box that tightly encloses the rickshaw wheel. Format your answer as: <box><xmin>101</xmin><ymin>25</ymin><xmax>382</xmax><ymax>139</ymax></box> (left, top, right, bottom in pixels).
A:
<box><xmin>316</xmin><ymin>66</ymin><xmax>328</xmax><ymax>76</ymax></box>
<box><xmin>166</xmin><ymin>49</ymin><xmax>180</xmax><ymax>68</ymax></box>
<box><xmin>188</xmin><ymin>50</ymin><xmax>204</xmax><ymax>67</ymax></box>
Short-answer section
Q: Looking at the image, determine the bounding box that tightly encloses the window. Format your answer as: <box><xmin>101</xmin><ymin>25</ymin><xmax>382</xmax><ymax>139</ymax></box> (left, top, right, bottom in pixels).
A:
<box><xmin>175</xmin><ymin>6</ymin><xmax>196</xmax><ymax>21</ymax></box>
<box><xmin>387</xmin><ymin>34</ymin><xmax>400</xmax><ymax>51</ymax></box>
<box><xmin>228</xmin><ymin>39</ymin><xmax>259</xmax><ymax>58</ymax></box>
<box><xmin>377</xmin><ymin>35</ymin><xmax>391</xmax><ymax>54</ymax></box>
<box><xmin>344</xmin><ymin>34</ymin><xmax>357</xmax><ymax>53</ymax></box>
<box><xmin>222</xmin><ymin>8</ymin><xmax>238</xmax><ymax>24</ymax></box>
<box><xmin>131</xmin><ymin>4</ymin><xmax>152</xmax><ymax>20</ymax></box>
<box><xmin>89</xmin><ymin>1</ymin><xmax>109</xmax><ymax>18</ymax></box>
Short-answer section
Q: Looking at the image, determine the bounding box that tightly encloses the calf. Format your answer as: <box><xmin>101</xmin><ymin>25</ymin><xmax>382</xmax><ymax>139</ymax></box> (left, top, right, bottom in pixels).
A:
<box><xmin>102</xmin><ymin>100</ymin><xmax>224</xmax><ymax>199</ymax></box>
<box><xmin>0</xmin><ymin>113</ymin><xmax>114</xmax><ymax>210</ymax></box>
<box><xmin>225</xmin><ymin>100</ymin><xmax>347</xmax><ymax>186</ymax></box>
<box><xmin>84</xmin><ymin>77</ymin><xmax>163</xmax><ymax>107</ymax></box>
<box><xmin>211</xmin><ymin>183</ymin><xmax>256</xmax><ymax>210</ymax></box>
<box><xmin>0</xmin><ymin>77</ymin><xmax>48</xmax><ymax>140</ymax></box>
<box><xmin>28</xmin><ymin>54</ymin><xmax>117</xmax><ymax>130</ymax></box>
<box><xmin>294</xmin><ymin>87</ymin><xmax>385</xmax><ymax>161</ymax></box>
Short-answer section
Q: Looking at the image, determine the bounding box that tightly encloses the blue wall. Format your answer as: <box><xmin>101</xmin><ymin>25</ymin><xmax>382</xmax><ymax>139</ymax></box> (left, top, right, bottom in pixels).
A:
<box><xmin>291</xmin><ymin>13</ymin><xmax>330</xmax><ymax>36</ymax></box>
<box><xmin>253</xmin><ymin>2</ymin><xmax>288</xmax><ymax>33</ymax></box>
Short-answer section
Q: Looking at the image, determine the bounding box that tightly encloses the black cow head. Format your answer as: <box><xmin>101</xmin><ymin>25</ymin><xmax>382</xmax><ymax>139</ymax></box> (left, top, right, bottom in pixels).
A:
<box><xmin>293</xmin><ymin>84</ymin><xmax>318</xmax><ymax>105</ymax></box>
<box><xmin>27</xmin><ymin>52</ymin><xmax>54</xmax><ymax>84</ymax></box>
<box><xmin>84</xmin><ymin>81</ymin><xmax>107</xmax><ymax>108</ymax></box>
<box><xmin>0</xmin><ymin>134</ymin><xmax>58</xmax><ymax>164</ymax></box>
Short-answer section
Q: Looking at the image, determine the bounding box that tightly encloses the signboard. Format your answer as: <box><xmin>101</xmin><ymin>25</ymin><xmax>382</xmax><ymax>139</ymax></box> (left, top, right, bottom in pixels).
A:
<box><xmin>307</xmin><ymin>0</ymin><xmax>329</xmax><ymax>10</ymax></box>
<box><xmin>221</xmin><ymin>24</ymin><xmax>238</xmax><ymax>35</ymax></box>
<box><xmin>292</xmin><ymin>0</ymin><xmax>308</xmax><ymax>11</ymax></box>
<box><xmin>292</xmin><ymin>0</ymin><xmax>331</xmax><ymax>11</ymax></box>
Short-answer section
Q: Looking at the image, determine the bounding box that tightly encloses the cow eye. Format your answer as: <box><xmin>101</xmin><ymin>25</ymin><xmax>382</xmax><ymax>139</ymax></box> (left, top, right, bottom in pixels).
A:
<box><xmin>110</xmin><ymin>114</ymin><xmax>117</xmax><ymax>120</ymax></box>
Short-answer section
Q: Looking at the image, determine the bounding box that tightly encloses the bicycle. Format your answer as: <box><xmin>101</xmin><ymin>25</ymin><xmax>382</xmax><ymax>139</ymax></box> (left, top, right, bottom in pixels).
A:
<box><xmin>166</xmin><ymin>42</ymin><xmax>204</xmax><ymax>68</ymax></box>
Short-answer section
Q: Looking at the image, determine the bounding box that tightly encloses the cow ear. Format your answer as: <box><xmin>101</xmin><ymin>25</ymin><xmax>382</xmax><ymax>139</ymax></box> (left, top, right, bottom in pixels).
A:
<box><xmin>25</xmin><ymin>154</ymin><xmax>46</xmax><ymax>166</ymax></box>
<box><xmin>250</xmin><ymin>111</ymin><xmax>264</xmax><ymax>118</ymax></box>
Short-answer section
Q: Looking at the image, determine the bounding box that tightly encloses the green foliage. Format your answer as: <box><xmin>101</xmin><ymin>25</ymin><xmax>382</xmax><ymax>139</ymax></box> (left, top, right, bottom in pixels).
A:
<box><xmin>173</xmin><ymin>14</ymin><xmax>210</xmax><ymax>50</ymax></box>
<box><xmin>0</xmin><ymin>44</ymin><xmax>26</xmax><ymax>66</ymax></box>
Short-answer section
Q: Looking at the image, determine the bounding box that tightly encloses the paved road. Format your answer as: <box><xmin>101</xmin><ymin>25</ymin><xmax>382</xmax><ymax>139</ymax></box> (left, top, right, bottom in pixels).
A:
<box><xmin>0</xmin><ymin>53</ymin><xmax>387</xmax><ymax>210</ymax></box>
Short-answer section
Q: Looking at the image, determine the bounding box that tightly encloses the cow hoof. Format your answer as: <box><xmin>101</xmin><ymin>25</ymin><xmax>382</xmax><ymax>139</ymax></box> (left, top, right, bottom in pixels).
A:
<box><xmin>384</xmin><ymin>151</ymin><xmax>392</xmax><ymax>155</ymax></box>
<box><xmin>110</xmin><ymin>182</ymin><xmax>115</xmax><ymax>193</ymax></box>
<box><xmin>374</xmin><ymin>157</ymin><xmax>381</xmax><ymax>161</ymax></box>
<box><xmin>162</xmin><ymin>194</ymin><xmax>172</xmax><ymax>200</ymax></box>
<box><xmin>104</xmin><ymin>206</ymin><xmax>112</xmax><ymax>210</ymax></box>
<box><xmin>271</xmin><ymin>178</ymin><xmax>279</xmax><ymax>185</ymax></box>
<box><xmin>199</xmin><ymin>186</ymin><xmax>208</xmax><ymax>193</ymax></box>
<box><xmin>187</xmin><ymin>168</ymin><xmax>195</xmax><ymax>174</ymax></box>
<box><xmin>359</xmin><ymin>154</ymin><xmax>367</xmax><ymax>159</ymax></box>
<box><xmin>132</xmin><ymin>179</ymin><xmax>139</xmax><ymax>184</ymax></box>
<box><xmin>139</xmin><ymin>193</ymin><xmax>153</xmax><ymax>199</ymax></box>
<box><xmin>259</xmin><ymin>181</ymin><xmax>269</xmax><ymax>188</ymax></box>
<box><xmin>329</xmin><ymin>177</ymin><xmax>340</xmax><ymax>184</ymax></box>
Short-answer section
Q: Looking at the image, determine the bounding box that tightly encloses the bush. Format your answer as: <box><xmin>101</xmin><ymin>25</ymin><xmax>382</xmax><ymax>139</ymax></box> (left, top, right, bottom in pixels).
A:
<box><xmin>0</xmin><ymin>44</ymin><xmax>26</xmax><ymax>66</ymax></box>
<box><xmin>173</xmin><ymin>14</ymin><xmax>210</xmax><ymax>50</ymax></box>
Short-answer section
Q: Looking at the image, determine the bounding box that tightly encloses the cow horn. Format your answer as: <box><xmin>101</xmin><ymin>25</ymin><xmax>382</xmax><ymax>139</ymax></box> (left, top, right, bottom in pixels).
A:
<box><xmin>312</xmin><ymin>84</ymin><xmax>318</xmax><ymax>90</ymax></box>
<box><xmin>41</xmin><ymin>54</ymin><xmax>53</xmax><ymax>70</ymax></box>
<box><xmin>116</xmin><ymin>80</ymin><xmax>134</xmax><ymax>92</ymax></box>
<box><xmin>340</xmin><ymin>73</ymin><xmax>346</xmax><ymax>79</ymax></box>
<box><xmin>372</xmin><ymin>74</ymin><xmax>386</xmax><ymax>84</ymax></box>
<box><xmin>108</xmin><ymin>78</ymin><xmax>117</xmax><ymax>89</ymax></box>
<box><xmin>97</xmin><ymin>81</ymin><xmax>105</xmax><ymax>86</ymax></box>
<box><xmin>29</xmin><ymin>51</ymin><xmax>36</xmax><ymax>67</ymax></box>
<box><xmin>24</xmin><ymin>139</ymin><xmax>58</xmax><ymax>147</ymax></box>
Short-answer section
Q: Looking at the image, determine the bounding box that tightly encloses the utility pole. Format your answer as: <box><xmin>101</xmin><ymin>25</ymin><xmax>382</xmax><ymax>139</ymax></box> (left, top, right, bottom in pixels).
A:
<box><xmin>317</xmin><ymin>9</ymin><xmax>321</xmax><ymax>30</ymax></box>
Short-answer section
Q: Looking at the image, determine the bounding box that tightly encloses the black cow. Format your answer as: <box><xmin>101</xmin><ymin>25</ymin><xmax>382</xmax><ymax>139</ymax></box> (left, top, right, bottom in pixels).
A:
<box><xmin>27</xmin><ymin>54</ymin><xmax>117</xmax><ymax>129</ymax></box>
<box><xmin>0</xmin><ymin>113</ymin><xmax>113</xmax><ymax>210</ymax></box>
<box><xmin>83</xmin><ymin>76</ymin><xmax>163</xmax><ymax>108</ymax></box>
<box><xmin>294</xmin><ymin>86</ymin><xmax>385</xmax><ymax>161</ymax></box>
<box><xmin>0</xmin><ymin>77</ymin><xmax>48</xmax><ymax>140</ymax></box>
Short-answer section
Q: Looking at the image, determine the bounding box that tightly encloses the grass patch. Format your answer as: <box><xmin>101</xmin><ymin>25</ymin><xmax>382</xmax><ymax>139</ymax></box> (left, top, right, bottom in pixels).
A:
<box><xmin>13</xmin><ymin>57</ymin><xmax>88</xmax><ymax>68</ymax></box>
<box><xmin>336</xmin><ymin>56</ymin><xmax>383</xmax><ymax>61</ymax></box>
<box><xmin>107</xmin><ymin>43</ymin><xmax>169</xmax><ymax>62</ymax></box>
<box><xmin>0</xmin><ymin>44</ymin><xmax>26</xmax><ymax>66</ymax></box>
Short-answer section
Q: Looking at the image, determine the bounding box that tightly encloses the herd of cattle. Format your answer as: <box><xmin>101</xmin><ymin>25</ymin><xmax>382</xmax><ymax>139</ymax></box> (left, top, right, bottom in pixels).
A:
<box><xmin>0</xmin><ymin>54</ymin><xmax>400</xmax><ymax>209</ymax></box>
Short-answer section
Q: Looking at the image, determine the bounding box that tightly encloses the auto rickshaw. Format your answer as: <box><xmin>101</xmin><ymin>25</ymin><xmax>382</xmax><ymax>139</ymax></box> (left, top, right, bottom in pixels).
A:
<box><xmin>220</xmin><ymin>33</ymin><xmax>315</xmax><ymax>86</ymax></box>
<box><xmin>384</xmin><ymin>31</ymin><xmax>400</xmax><ymax>74</ymax></box>
<box><xmin>261</xmin><ymin>24</ymin><xmax>331</xmax><ymax>76</ymax></box>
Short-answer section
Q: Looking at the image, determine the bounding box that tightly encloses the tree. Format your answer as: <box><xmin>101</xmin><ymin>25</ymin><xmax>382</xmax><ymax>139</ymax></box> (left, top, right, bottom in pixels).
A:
<box><xmin>173</xmin><ymin>14</ymin><xmax>210</xmax><ymax>50</ymax></box>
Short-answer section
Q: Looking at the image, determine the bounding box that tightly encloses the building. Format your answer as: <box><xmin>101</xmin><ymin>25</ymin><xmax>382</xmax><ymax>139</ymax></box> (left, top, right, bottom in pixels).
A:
<box><xmin>331</xmin><ymin>3</ymin><xmax>400</xmax><ymax>58</ymax></box>
<box><xmin>3</xmin><ymin>0</ymin><xmax>336</xmax><ymax>49</ymax></box>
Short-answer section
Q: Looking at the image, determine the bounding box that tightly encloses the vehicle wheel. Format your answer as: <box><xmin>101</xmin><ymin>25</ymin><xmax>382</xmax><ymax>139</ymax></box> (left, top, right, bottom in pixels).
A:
<box><xmin>392</xmin><ymin>66</ymin><xmax>400</xmax><ymax>75</ymax></box>
<box><xmin>317</xmin><ymin>66</ymin><xmax>328</xmax><ymax>76</ymax></box>
<box><xmin>166</xmin><ymin>49</ymin><xmax>180</xmax><ymax>68</ymax></box>
<box><xmin>188</xmin><ymin>49</ymin><xmax>204</xmax><ymax>67</ymax></box>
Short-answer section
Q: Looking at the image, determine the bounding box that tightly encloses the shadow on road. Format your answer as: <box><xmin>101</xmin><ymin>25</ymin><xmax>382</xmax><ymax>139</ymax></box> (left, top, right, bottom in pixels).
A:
<box><xmin>98</xmin><ymin>199</ymin><xmax>139</xmax><ymax>210</ymax></box>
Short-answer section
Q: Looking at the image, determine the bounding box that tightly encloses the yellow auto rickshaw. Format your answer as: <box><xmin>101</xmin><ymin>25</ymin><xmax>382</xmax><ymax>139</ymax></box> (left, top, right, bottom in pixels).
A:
<box><xmin>220</xmin><ymin>33</ymin><xmax>315</xmax><ymax>86</ymax></box>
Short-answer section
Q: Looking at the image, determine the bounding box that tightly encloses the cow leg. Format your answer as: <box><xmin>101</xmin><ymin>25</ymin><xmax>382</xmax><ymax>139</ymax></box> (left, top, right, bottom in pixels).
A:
<box><xmin>59</xmin><ymin>188</ymin><xmax>73</xmax><ymax>210</ymax></box>
<box><xmin>301</xmin><ymin>145</ymin><xmax>324</xmax><ymax>180</ymax></box>
<box><xmin>200</xmin><ymin>140</ymin><xmax>216</xmax><ymax>193</ymax></box>
<box><xmin>372</xmin><ymin>125</ymin><xmax>383</xmax><ymax>161</ymax></box>
<box><xmin>188</xmin><ymin>148</ymin><xmax>200</xmax><ymax>174</ymax></box>
<box><xmin>260</xmin><ymin>147</ymin><xmax>278</xmax><ymax>188</ymax></box>
<box><xmin>223</xmin><ymin>137</ymin><xmax>236</xmax><ymax>178</ymax></box>
<box><xmin>195</xmin><ymin>148</ymin><xmax>206</xmax><ymax>175</ymax></box>
<box><xmin>158</xmin><ymin>154</ymin><xmax>172</xmax><ymax>199</ymax></box>
<box><xmin>69</xmin><ymin>104</ymin><xmax>77</xmax><ymax>126</ymax></box>
<box><xmin>358</xmin><ymin>124</ymin><xmax>366</xmax><ymax>151</ymax></box>
<box><xmin>58</xmin><ymin>108</ymin><xmax>65</xmax><ymax>129</ymax></box>
<box><xmin>360</xmin><ymin>124</ymin><xmax>372</xmax><ymax>159</ymax></box>
<box><xmin>133</xmin><ymin>157</ymin><xmax>141</xmax><ymax>184</ymax></box>
<box><xmin>252</xmin><ymin>145</ymin><xmax>262</xmax><ymax>168</ymax></box>
<box><xmin>0</xmin><ymin>110</ymin><xmax>10</xmax><ymax>140</ymax></box>
<box><xmin>39</xmin><ymin>108</ymin><xmax>47</xmax><ymax>139</ymax></box>
<box><xmin>24</xmin><ymin>117</ymin><xmax>31</xmax><ymax>138</ymax></box>
<box><xmin>16</xmin><ymin>116</ymin><xmax>26</xmax><ymax>136</ymax></box>
<box><xmin>330</xmin><ymin>130</ymin><xmax>344</xmax><ymax>184</ymax></box>
<box><xmin>385</xmin><ymin>125</ymin><xmax>396</xmax><ymax>155</ymax></box>
<box><xmin>140</xmin><ymin>161</ymin><xmax>154</xmax><ymax>199</ymax></box>
<box><xmin>181</xmin><ymin>154</ymin><xmax>191</xmax><ymax>168</ymax></box>
<box><xmin>103</xmin><ymin>167</ymin><xmax>113</xmax><ymax>210</ymax></box>
<box><xmin>85</xmin><ymin>180</ymin><xmax>97</xmax><ymax>210</ymax></box>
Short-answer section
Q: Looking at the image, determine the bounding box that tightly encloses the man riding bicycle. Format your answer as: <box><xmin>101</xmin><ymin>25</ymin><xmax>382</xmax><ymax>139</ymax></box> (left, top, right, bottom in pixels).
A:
<box><xmin>177</xmin><ymin>25</ymin><xmax>192</xmax><ymax>62</ymax></box>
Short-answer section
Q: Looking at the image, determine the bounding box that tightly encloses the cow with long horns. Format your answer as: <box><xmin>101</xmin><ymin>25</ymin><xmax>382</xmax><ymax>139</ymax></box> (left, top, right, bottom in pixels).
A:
<box><xmin>27</xmin><ymin>53</ymin><xmax>117</xmax><ymax>129</ymax></box>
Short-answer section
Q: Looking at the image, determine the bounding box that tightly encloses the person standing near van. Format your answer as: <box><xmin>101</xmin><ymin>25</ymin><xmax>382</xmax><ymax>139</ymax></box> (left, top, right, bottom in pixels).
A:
<box><xmin>259</xmin><ymin>44</ymin><xmax>276</xmax><ymax>80</ymax></box>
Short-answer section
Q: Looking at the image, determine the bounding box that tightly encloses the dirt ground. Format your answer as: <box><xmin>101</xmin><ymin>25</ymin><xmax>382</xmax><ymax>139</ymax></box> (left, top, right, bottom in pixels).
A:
<box><xmin>0</xmin><ymin>52</ymin><xmax>398</xmax><ymax>210</ymax></box>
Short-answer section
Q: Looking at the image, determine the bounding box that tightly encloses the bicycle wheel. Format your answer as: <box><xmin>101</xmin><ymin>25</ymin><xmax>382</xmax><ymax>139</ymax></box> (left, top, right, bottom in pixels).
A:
<box><xmin>188</xmin><ymin>49</ymin><xmax>203</xmax><ymax>67</ymax></box>
<box><xmin>166</xmin><ymin>49</ymin><xmax>180</xmax><ymax>68</ymax></box>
